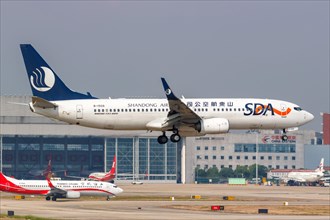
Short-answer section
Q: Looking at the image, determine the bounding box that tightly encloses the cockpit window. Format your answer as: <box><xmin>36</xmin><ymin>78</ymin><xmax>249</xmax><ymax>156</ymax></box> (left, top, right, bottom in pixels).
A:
<box><xmin>294</xmin><ymin>107</ymin><xmax>303</xmax><ymax>111</ymax></box>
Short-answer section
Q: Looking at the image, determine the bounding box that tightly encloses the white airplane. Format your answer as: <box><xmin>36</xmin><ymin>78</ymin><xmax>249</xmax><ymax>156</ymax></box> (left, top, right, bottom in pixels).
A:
<box><xmin>286</xmin><ymin>158</ymin><xmax>325</xmax><ymax>183</ymax></box>
<box><xmin>66</xmin><ymin>155</ymin><xmax>116</xmax><ymax>182</ymax></box>
<box><xmin>0</xmin><ymin>172</ymin><xmax>123</xmax><ymax>201</ymax></box>
<box><xmin>20</xmin><ymin>44</ymin><xmax>314</xmax><ymax>144</ymax></box>
<box><xmin>88</xmin><ymin>155</ymin><xmax>116</xmax><ymax>181</ymax></box>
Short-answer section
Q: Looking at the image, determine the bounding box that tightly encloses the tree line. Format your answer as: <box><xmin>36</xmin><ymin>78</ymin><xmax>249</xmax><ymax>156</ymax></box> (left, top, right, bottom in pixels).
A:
<box><xmin>195</xmin><ymin>164</ymin><xmax>269</xmax><ymax>182</ymax></box>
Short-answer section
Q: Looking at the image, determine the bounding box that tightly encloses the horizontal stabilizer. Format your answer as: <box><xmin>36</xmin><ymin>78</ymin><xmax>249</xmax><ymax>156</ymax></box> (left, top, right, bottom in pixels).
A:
<box><xmin>32</xmin><ymin>96</ymin><xmax>58</xmax><ymax>108</ymax></box>
<box><xmin>7</xmin><ymin>102</ymin><xmax>29</xmax><ymax>106</ymax></box>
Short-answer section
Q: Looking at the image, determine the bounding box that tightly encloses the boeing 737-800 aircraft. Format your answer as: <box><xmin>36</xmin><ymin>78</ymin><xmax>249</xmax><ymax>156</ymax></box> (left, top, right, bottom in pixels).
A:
<box><xmin>0</xmin><ymin>172</ymin><xmax>123</xmax><ymax>201</ymax></box>
<box><xmin>20</xmin><ymin>44</ymin><xmax>314</xmax><ymax>144</ymax></box>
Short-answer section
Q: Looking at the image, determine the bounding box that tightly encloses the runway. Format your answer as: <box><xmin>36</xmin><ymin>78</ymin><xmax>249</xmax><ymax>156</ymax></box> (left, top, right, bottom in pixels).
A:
<box><xmin>1</xmin><ymin>184</ymin><xmax>329</xmax><ymax>220</ymax></box>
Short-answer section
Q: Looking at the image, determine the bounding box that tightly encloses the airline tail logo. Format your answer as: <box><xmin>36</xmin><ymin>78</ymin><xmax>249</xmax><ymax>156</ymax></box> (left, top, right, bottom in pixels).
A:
<box><xmin>318</xmin><ymin>158</ymin><xmax>324</xmax><ymax>171</ymax></box>
<box><xmin>315</xmin><ymin>158</ymin><xmax>324</xmax><ymax>172</ymax></box>
<box><xmin>30</xmin><ymin>66</ymin><xmax>55</xmax><ymax>92</ymax></box>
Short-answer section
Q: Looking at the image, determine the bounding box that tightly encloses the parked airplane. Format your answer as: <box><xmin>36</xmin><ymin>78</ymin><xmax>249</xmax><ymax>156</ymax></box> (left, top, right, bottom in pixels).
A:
<box><xmin>20</xmin><ymin>44</ymin><xmax>314</xmax><ymax>144</ymax></box>
<box><xmin>28</xmin><ymin>158</ymin><xmax>52</xmax><ymax>178</ymax></box>
<box><xmin>66</xmin><ymin>155</ymin><xmax>116</xmax><ymax>182</ymax></box>
<box><xmin>0</xmin><ymin>172</ymin><xmax>123</xmax><ymax>201</ymax></box>
<box><xmin>89</xmin><ymin>155</ymin><xmax>116</xmax><ymax>181</ymax></box>
<box><xmin>28</xmin><ymin>158</ymin><xmax>66</xmax><ymax>179</ymax></box>
<box><xmin>286</xmin><ymin>158</ymin><xmax>325</xmax><ymax>183</ymax></box>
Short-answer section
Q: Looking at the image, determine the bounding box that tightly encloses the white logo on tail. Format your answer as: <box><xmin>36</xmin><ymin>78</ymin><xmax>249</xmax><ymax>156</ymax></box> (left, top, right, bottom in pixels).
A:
<box><xmin>30</xmin><ymin>67</ymin><xmax>55</xmax><ymax>92</ymax></box>
<box><xmin>165</xmin><ymin>88</ymin><xmax>172</xmax><ymax>95</ymax></box>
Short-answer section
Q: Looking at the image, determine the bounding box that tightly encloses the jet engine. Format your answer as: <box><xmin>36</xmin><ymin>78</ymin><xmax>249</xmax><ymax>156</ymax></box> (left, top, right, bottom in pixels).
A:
<box><xmin>66</xmin><ymin>191</ymin><xmax>80</xmax><ymax>199</ymax></box>
<box><xmin>195</xmin><ymin>118</ymin><xmax>229</xmax><ymax>134</ymax></box>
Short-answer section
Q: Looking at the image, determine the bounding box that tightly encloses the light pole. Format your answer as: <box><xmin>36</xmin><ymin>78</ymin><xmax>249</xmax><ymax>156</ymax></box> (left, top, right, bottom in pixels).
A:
<box><xmin>256</xmin><ymin>131</ymin><xmax>258</xmax><ymax>184</ymax></box>
<box><xmin>194</xmin><ymin>156</ymin><xmax>199</xmax><ymax>184</ymax></box>
<box><xmin>250</xmin><ymin>129</ymin><xmax>260</xmax><ymax>184</ymax></box>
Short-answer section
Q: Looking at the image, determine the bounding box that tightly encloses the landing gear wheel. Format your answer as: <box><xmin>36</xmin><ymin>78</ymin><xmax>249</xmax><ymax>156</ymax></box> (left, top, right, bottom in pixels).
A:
<box><xmin>106</xmin><ymin>196</ymin><xmax>111</xmax><ymax>201</ymax></box>
<box><xmin>157</xmin><ymin>134</ymin><xmax>168</xmax><ymax>144</ymax></box>
<box><xmin>281</xmin><ymin>135</ymin><xmax>288</xmax><ymax>142</ymax></box>
<box><xmin>46</xmin><ymin>196</ymin><xmax>50</xmax><ymax>201</ymax></box>
<box><xmin>170</xmin><ymin>133</ymin><xmax>181</xmax><ymax>142</ymax></box>
<box><xmin>51</xmin><ymin>196</ymin><xmax>57</xmax><ymax>201</ymax></box>
<box><xmin>281</xmin><ymin>129</ymin><xmax>288</xmax><ymax>142</ymax></box>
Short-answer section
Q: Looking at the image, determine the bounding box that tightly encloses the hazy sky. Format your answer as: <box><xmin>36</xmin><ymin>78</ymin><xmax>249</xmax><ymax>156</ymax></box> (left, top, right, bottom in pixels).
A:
<box><xmin>1</xmin><ymin>1</ymin><xmax>329</xmax><ymax>131</ymax></box>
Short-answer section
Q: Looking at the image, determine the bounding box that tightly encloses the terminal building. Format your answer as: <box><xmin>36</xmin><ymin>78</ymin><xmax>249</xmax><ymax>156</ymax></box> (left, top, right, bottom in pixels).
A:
<box><xmin>0</xmin><ymin>96</ymin><xmax>328</xmax><ymax>183</ymax></box>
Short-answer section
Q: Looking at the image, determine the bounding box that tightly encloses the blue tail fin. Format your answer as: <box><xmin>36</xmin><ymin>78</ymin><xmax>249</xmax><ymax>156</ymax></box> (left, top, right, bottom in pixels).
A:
<box><xmin>20</xmin><ymin>44</ymin><xmax>97</xmax><ymax>101</ymax></box>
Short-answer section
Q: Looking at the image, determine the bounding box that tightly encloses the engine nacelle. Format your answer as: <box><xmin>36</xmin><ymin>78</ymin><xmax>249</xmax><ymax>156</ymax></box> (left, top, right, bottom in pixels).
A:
<box><xmin>195</xmin><ymin>118</ymin><xmax>229</xmax><ymax>134</ymax></box>
<box><xmin>66</xmin><ymin>191</ymin><xmax>80</xmax><ymax>199</ymax></box>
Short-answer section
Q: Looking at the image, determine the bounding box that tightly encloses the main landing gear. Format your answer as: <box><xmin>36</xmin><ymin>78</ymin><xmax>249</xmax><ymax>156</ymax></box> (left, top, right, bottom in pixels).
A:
<box><xmin>281</xmin><ymin>129</ymin><xmax>288</xmax><ymax>142</ymax></box>
<box><xmin>157</xmin><ymin>130</ymin><xmax>181</xmax><ymax>144</ymax></box>
<box><xmin>45</xmin><ymin>196</ymin><xmax>57</xmax><ymax>201</ymax></box>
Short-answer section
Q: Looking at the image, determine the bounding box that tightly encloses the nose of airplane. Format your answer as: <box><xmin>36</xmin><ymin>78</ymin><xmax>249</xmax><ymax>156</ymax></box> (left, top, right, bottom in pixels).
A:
<box><xmin>116</xmin><ymin>187</ymin><xmax>124</xmax><ymax>195</ymax></box>
<box><xmin>305</xmin><ymin>111</ymin><xmax>314</xmax><ymax>123</ymax></box>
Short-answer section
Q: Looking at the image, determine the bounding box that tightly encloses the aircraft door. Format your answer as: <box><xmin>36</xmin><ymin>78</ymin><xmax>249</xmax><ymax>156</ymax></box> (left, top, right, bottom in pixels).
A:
<box><xmin>76</xmin><ymin>105</ymin><xmax>83</xmax><ymax>119</ymax></box>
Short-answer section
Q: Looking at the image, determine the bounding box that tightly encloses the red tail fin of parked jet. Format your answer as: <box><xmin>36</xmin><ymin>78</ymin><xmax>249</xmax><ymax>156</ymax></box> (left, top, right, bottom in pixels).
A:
<box><xmin>89</xmin><ymin>155</ymin><xmax>116</xmax><ymax>181</ymax></box>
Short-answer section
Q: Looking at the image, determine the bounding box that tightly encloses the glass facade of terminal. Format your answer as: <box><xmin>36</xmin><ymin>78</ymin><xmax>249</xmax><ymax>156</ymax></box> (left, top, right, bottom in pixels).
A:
<box><xmin>106</xmin><ymin>138</ymin><xmax>177</xmax><ymax>181</ymax></box>
<box><xmin>1</xmin><ymin>135</ymin><xmax>178</xmax><ymax>181</ymax></box>
<box><xmin>1</xmin><ymin>135</ymin><xmax>104</xmax><ymax>179</ymax></box>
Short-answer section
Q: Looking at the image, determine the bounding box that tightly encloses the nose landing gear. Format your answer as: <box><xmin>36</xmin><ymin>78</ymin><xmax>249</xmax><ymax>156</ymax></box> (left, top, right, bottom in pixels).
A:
<box><xmin>281</xmin><ymin>129</ymin><xmax>288</xmax><ymax>142</ymax></box>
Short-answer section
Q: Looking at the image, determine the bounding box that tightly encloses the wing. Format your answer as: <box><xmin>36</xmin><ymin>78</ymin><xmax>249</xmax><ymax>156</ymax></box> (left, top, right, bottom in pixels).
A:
<box><xmin>160</xmin><ymin>78</ymin><xmax>201</xmax><ymax>127</ymax></box>
<box><xmin>288</xmin><ymin>177</ymin><xmax>306</xmax><ymax>182</ymax></box>
<box><xmin>46</xmin><ymin>178</ymin><xmax>67</xmax><ymax>197</ymax></box>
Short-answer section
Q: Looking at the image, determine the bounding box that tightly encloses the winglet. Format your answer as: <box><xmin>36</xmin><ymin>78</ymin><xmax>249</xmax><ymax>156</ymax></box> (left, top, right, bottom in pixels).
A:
<box><xmin>161</xmin><ymin>78</ymin><xmax>179</xmax><ymax>101</ymax></box>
